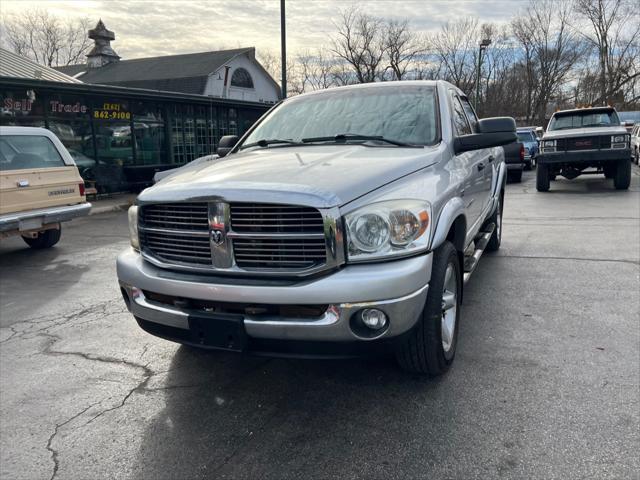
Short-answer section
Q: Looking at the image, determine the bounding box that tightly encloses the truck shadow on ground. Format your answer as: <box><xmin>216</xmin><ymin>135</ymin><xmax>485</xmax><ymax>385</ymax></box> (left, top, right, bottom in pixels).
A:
<box><xmin>132</xmin><ymin>345</ymin><xmax>462</xmax><ymax>479</ymax></box>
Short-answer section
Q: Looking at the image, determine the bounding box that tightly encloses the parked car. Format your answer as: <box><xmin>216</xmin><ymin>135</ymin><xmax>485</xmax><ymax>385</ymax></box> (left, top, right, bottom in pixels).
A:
<box><xmin>517</xmin><ymin>128</ymin><xmax>539</xmax><ymax>169</ymax></box>
<box><xmin>631</xmin><ymin>124</ymin><xmax>640</xmax><ymax>165</ymax></box>
<box><xmin>503</xmin><ymin>140</ymin><xmax>525</xmax><ymax>182</ymax></box>
<box><xmin>0</xmin><ymin>127</ymin><xmax>91</xmax><ymax>248</ymax></box>
<box><xmin>536</xmin><ymin>106</ymin><xmax>631</xmax><ymax>191</ymax></box>
<box><xmin>117</xmin><ymin>80</ymin><xmax>516</xmax><ymax>376</ymax></box>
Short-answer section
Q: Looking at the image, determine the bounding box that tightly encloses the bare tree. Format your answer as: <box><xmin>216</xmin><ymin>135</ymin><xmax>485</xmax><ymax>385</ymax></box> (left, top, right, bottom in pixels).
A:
<box><xmin>430</xmin><ymin>18</ymin><xmax>480</xmax><ymax>93</ymax></box>
<box><xmin>574</xmin><ymin>0</ymin><xmax>640</xmax><ymax>106</ymax></box>
<box><xmin>331</xmin><ymin>6</ymin><xmax>386</xmax><ymax>83</ymax></box>
<box><xmin>1</xmin><ymin>9</ymin><xmax>92</xmax><ymax>66</ymax></box>
<box><xmin>297</xmin><ymin>49</ymin><xmax>340</xmax><ymax>91</ymax></box>
<box><xmin>257</xmin><ymin>50</ymin><xmax>302</xmax><ymax>95</ymax></box>
<box><xmin>383</xmin><ymin>19</ymin><xmax>425</xmax><ymax>80</ymax></box>
<box><xmin>511</xmin><ymin>0</ymin><xmax>584</xmax><ymax>124</ymax></box>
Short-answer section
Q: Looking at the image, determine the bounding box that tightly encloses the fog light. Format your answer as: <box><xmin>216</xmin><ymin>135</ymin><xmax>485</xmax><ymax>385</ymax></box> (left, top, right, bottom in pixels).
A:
<box><xmin>360</xmin><ymin>308</ymin><xmax>388</xmax><ymax>330</ymax></box>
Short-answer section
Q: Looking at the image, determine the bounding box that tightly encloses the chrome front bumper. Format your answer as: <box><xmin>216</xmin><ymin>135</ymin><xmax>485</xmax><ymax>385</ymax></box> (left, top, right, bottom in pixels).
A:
<box><xmin>117</xmin><ymin>249</ymin><xmax>432</xmax><ymax>342</ymax></box>
<box><xmin>0</xmin><ymin>202</ymin><xmax>91</xmax><ymax>233</ymax></box>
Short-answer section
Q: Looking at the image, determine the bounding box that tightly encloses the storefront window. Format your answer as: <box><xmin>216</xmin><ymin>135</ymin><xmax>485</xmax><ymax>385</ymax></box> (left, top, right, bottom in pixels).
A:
<box><xmin>90</xmin><ymin>97</ymin><xmax>132</xmax><ymax>192</ymax></box>
<box><xmin>133</xmin><ymin>101</ymin><xmax>167</xmax><ymax>165</ymax></box>
<box><xmin>207</xmin><ymin>106</ymin><xmax>218</xmax><ymax>152</ymax></box>
<box><xmin>183</xmin><ymin>106</ymin><xmax>196</xmax><ymax>163</ymax></box>
<box><xmin>171</xmin><ymin>105</ymin><xmax>185</xmax><ymax>164</ymax></box>
<box><xmin>0</xmin><ymin>89</ymin><xmax>46</xmax><ymax>127</ymax></box>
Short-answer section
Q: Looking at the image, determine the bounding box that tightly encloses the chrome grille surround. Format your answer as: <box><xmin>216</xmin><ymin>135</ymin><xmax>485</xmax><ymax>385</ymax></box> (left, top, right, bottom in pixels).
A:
<box><xmin>138</xmin><ymin>201</ymin><xmax>344</xmax><ymax>277</ymax></box>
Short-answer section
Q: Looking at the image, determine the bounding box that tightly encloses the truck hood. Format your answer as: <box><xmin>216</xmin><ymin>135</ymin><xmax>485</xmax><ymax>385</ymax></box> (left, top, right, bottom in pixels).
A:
<box><xmin>138</xmin><ymin>145</ymin><xmax>441</xmax><ymax>208</ymax></box>
<box><xmin>543</xmin><ymin>126</ymin><xmax>627</xmax><ymax>140</ymax></box>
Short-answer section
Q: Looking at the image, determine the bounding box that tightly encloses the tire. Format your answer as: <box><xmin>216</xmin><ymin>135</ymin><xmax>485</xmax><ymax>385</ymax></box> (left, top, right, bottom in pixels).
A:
<box><xmin>508</xmin><ymin>169</ymin><xmax>522</xmax><ymax>183</ymax></box>
<box><xmin>486</xmin><ymin>194</ymin><xmax>502</xmax><ymax>252</ymax></box>
<box><xmin>22</xmin><ymin>226</ymin><xmax>61</xmax><ymax>249</ymax></box>
<box><xmin>396</xmin><ymin>241</ymin><xmax>461</xmax><ymax>376</ymax></box>
<box><xmin>634</xmin><ymin>148</ymin><xmax>639</xmax><ymax>166</ymax></box>
<box><xmin>613</xmin><ymin>159</ymin><xmax>631</xmax><ymax>190</ymax></box>
<box><xmin>536</xmin><ymin>163</ymin><xmax>550</xmax><ymax>191</ymax></box>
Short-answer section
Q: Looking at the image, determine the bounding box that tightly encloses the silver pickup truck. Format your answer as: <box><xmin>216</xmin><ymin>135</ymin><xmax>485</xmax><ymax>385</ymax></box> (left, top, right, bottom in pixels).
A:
<box><xmin>117</xmin><ymin>81</ymin><xmax>516</xmax><ymax>376</ymax></box>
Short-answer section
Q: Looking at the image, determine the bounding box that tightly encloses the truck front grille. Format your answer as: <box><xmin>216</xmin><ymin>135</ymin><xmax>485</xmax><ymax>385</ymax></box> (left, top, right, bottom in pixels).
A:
<box><xmin>138</xmin><ymin>202</ymin><xmax>331</xmax><ymax>274</ymax></box>
<box><xmin>557</xmin><ymin>136</ymin><xmax>611</xmax><ymax>151</ymax></box>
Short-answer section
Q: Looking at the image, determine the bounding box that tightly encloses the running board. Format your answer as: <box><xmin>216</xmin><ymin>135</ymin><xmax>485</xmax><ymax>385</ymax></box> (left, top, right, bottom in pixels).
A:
<box><xmin>463</xmin><ymin>223</ymin><xmax>495</xmax><ymax>284</ymax></box>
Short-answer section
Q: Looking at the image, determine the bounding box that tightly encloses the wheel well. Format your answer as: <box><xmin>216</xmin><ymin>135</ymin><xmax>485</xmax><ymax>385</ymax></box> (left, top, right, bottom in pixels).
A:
<box><xmin>446</xmin><ymin>215</ymin><xmax>466</xmax><ymax>253</ymax></box>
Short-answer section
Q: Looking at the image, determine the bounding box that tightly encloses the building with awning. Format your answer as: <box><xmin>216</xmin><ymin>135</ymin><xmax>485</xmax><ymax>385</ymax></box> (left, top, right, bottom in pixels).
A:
<box><xmin>1</xmin><ymin>20</ymin><xmax>279</xmax><ymax>193</ymax></box>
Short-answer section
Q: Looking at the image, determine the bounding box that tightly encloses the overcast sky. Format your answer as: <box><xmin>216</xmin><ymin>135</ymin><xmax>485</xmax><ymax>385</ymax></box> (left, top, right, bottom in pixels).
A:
<box><xmin>1</xmin><ymin>0</ymin><xmax>526</xmax><ymax>60</ymax></box>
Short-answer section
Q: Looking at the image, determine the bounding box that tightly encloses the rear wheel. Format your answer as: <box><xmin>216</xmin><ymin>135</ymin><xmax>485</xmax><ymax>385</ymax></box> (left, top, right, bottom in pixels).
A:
<box><xmin>396</xmin><ymin>241</ymin><xmax>461</xmax><ymax>376</ymax></box>
<box><xmin>536</xmin><ymin>163</ymin><xmax>550</xmax><ymax>191</ymax></box>
<box><xmin>486</xmin><ymin>195</ymin><xmax>502</xmax><ymax>252</ymax></box>
<box><xmin>507</xmin><ymin>169</ymin><xmax>522</xmax><ymax>183</ymax></box>
<box><xmin>22</xmin><ymin>226</ymin><xmax>61</xmax><ymax>249</ymax></box>
<box><xmin>613</xmin><ymin>159</ymin><xmax>631</xmax><ymax>190</ymax></box>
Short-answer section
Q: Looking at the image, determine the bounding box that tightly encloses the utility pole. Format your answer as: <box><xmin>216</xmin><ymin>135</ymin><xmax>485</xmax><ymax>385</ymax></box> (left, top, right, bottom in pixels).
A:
<box><xmin>280</xmin><ymin>0</ymin><xmax>287</xmax><ymax>99</ymax></box>
<box><xmin>475</xmin><ymin>38</ymin><xmax>491</xmax><ymax>114</ymax></box>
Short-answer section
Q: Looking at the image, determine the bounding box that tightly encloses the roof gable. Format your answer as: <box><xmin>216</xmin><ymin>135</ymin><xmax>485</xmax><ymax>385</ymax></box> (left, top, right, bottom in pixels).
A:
<box><xmin>56</xmin><ymin>47</ymin><xmax>254</xmax><ymax>86</ymax></box>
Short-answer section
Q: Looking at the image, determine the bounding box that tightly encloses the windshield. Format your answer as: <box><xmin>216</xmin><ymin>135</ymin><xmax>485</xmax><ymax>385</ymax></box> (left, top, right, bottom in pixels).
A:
<box><xmin>548</xmin><ymin>110</ymin><xmax>620</xmax><ymax>130</ymax></box>
<box><xmin>241</xmin><ymin>85</ymin><xmax>438</xmax><ymax>148</ymax></box>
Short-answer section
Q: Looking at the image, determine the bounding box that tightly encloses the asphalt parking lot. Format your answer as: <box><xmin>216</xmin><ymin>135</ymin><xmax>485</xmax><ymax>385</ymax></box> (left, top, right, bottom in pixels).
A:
<box><xmin>1</xmin><ymin>167</ymin><xmax>639</xmax><ymax>480</ymax></box>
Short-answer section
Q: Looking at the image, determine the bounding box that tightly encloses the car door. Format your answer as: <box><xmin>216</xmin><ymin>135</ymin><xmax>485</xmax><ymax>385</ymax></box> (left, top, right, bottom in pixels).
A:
<box><xmin>449</xmin><ymin>91</ymin><xmax>485</xmax><ymax>233</ymax></box>
<box><xmin>459</xmin><ymin>95</ymin><xmax>494</xmax><ymax>219</ymax></box>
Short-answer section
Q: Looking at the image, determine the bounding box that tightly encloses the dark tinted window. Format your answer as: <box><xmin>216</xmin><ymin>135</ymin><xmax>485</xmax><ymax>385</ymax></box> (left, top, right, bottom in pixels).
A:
<box><xmin>451</xmin><ymin>94</ymin><xmax>471</xmax><ymax>136</ymax></box>
<box><xmin>231</xmin><ymin>68</ymin><xmax>254</xmax><ymax>89</ymax></box>
<box><xmin>459</xmin><ymin>96</ymin><xmax>478</xmax><ymax>130</ymax></box>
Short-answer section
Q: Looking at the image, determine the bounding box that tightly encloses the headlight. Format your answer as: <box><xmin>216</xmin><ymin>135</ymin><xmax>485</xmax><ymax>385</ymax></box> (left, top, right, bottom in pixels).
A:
<box><xmin>543</xmin><ymin>140</ymin><xmax>556</xmax><ymax>147</ymax></box>
<box><xmin>611</xmin><ymin>135</ymin><xmax>628</xmax><ymax>144</ymax></box>
<box><xmin>128</xmin><ymin>206</ymin><xmax>139</xmax><ymax>250</ymax></box>
<box><xmin>345</xmin><ymin>200</ymin><xmax>431</xmax><ymax>262</ymax></box>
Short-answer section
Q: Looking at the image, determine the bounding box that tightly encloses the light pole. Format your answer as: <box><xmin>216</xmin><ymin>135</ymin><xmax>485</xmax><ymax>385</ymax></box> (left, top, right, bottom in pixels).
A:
<box><xmin>475</xmin><ymin>38</ymin><xmax>491</xmax><ymax>114</ymax></box>
<box><xmin>280</xmin><ymin>0</ymin><xmax>287</xmax><ymax>99</ymax></box>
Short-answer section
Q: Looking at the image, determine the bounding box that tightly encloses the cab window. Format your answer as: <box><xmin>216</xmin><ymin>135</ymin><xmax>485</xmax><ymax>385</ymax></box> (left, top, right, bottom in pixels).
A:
<box><xmin>450</xmin><ymin>93</ymin><xmax>472</xmax><ymax>136</ymax></box>
<box><xmin>459</xmin><ymin>96</ymin><xmax>479</xmax><ymax>131</ymax></box>
<box><xmin>0</xmin><ymin>135</ymin><xmax>66</xmax><ymax>170</ymax></box>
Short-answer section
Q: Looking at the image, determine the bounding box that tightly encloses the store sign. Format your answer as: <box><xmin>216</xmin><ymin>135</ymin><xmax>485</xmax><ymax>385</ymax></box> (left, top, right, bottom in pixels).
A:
<box><xmin>3</xmin><ymin>98</ymin><xmax>34</xmax><ymax>112</ymax></box>
<box><xmin>49</xmin><ymin>100</ymin><xmax>88</xmax><ymax>114</ymax></box>
<box><xmin>93</xmin><ymin>102</ymin><xmax>131</xmax><ymax>120</ymax></box>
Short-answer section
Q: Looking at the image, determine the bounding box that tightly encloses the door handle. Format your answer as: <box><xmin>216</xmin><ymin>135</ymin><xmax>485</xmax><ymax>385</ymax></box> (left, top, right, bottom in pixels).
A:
<box><xmin>488</xmin><ymin>155</ymin><xmax>495</xmax><ymax>162</ymax></box>
<box><xmin>477</xmin><ymin>163</ymin><xmax>485</xmax><ymax>171</ymax></box>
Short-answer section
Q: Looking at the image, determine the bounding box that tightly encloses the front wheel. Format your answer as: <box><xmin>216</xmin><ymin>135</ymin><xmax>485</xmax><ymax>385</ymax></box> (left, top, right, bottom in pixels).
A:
<box><xmin>22</xmin><ymin>226</ymin><xmax>61</xmax><ymax>249</ymax></box>
<box><xmin>396</xmin><ymin>241</ymin><xmax>461</xmax><ymax>376</ymax></box>
<box><xmin>536</xmin><ymin>163</ymin><xmax>550</xmax><ymax>191</ymax></box>
<box><xmin>613</xmin><ymin>159</ymin><xmax>631</xmax><ymax>190</ymax></box>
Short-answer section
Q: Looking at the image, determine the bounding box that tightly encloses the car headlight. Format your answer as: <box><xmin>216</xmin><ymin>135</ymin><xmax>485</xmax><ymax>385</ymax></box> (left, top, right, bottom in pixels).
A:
<box><xmin>542</xmin><ymin>140</ymin><xmax>556</xmax><ymax>147</ymax></box>
<box><xmin>611</xmin><ymin>135</ymin><xmax>628</xmax><ymax>144</ymax></box>
<box><xmin>345</xmin><ymin>200</ymin><xmax>431</xmax><ymax>262</ymax></box>
<box><xmin>128</xmin><ymin>206</ymin><xmax>139</xmax><ymax>250</ymax></box>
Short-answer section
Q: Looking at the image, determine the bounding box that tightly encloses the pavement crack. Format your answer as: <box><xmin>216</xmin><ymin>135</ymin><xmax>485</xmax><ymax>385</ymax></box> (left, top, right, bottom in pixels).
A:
<box><xmin>46</xmin><ymin>400</ymin><xmax>104</xmax><ymax>480</ymax></box>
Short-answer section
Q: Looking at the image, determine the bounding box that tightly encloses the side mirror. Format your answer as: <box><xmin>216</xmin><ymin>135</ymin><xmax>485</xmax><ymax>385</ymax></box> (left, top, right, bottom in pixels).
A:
<box><xmin>217</xmin><ymin>135</ymin><xmax>239</xmax><ymax>158</ymax></box>
<box><xmin>454</xmin><ymin>117</ymin><xmax>516</xmax><ymax>154</ymax></box>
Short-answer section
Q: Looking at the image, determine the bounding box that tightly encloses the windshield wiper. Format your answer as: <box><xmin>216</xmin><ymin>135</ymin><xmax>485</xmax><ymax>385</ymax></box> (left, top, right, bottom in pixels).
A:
<box><xmin>240</xmin><ymin>138</ymin><xmax>302</xmax><ymax>149</ymax></box>
<box><xmin>301</xmin><ymin>133</ymin><xmax>417</xmax><ymax>147</ymax></box>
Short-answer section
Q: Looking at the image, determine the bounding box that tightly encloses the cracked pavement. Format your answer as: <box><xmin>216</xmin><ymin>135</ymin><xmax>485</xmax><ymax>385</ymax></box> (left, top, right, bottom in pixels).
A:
<box><xmin>1</xmin><ymin>168</ymin><xmax>639</xmax><ymax>479</ymax></box>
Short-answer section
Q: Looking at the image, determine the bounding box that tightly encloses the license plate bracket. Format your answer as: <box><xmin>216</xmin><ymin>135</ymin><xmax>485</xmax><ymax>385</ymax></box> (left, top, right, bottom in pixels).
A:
<box><xmin>188</xmin><ymin>314</ymin><xmax>247</xmax><ymax>351</ymax></box>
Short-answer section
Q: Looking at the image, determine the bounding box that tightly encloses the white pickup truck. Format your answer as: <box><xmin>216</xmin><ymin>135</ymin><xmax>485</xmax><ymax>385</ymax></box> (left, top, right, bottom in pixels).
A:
<box><xmin>117</xmin><ymin>81</ymin><xmax>516</xmax><ymax>376</ymax></box>
<box><xmin>536</xmin><ymin>107</ymin><xmax>631</xmax><ymax>191</ymax></box>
